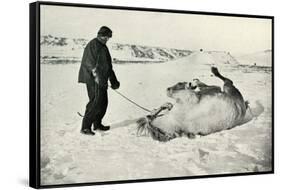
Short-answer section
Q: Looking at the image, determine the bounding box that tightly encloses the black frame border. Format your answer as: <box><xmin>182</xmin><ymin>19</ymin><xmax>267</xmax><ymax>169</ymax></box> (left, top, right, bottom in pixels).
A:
<box><xmin>29</xmin><ymin>1</ymin><xmax>274</xmax><ymax>189</ymax></box>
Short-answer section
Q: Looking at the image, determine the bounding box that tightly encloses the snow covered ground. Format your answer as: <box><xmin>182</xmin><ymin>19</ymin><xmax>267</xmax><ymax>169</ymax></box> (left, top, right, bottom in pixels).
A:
<box><xmin>40</xmin><ymin>52</ymin><xmax>272</xmax><ymax>185</ymax></box>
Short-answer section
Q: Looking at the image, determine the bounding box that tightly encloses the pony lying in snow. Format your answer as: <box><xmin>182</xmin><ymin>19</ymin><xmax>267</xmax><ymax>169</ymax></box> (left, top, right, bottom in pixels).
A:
<box><xmin>136</xmin><ymin>67</ymin><xmax>264</xmax><ymax>142</ymax></box>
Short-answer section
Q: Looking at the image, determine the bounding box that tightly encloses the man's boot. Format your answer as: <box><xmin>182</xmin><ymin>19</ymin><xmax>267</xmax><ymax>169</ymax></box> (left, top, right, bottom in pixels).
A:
<box><xmin>81</xmin><ymin>118</ymin><xmax>95</xmax><ymax>135</ymax></box>
<box><xmin>94</xmin><ymin>122</ymin><xmax>110</xmax><ymax>131</ymax></box>
<box><xmin>80</xmin><ymin>128</ymin><xmax>95</xmax><ymax>135</ymax></box>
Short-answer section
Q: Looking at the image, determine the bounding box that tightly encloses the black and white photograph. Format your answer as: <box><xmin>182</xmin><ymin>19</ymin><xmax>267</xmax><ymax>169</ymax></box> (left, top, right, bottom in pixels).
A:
<box><xmin>30</xmin><ymin>1</ymin><xmax>273</xmax><ymax>188</ymax></box>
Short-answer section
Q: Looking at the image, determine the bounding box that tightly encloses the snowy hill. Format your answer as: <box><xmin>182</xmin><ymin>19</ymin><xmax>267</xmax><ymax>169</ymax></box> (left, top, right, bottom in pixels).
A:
<box><xmin>40</xmin><ymin>35</ymin><xmax>245</xmax><ymax>66</ymax></box>
<box><xmin>183</xmin><ymin>50</ymin><xmax>239</xmax><ymax>65</ymax></box>
<box><xmin>40</xmin><ymin>35</ymin><xmax>192</xmax><ymax>64</ymax></box>
<box><xmin>235</xmin><ymin>50</ymin><xmax>272</xmax><ymax>67</ymax></box>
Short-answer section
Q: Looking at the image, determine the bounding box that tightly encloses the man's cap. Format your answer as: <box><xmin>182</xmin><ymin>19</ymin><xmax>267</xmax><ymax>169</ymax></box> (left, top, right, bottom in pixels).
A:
<box><xmin>97</xmin><ymin>26</ymin><xmax>112</xmax><ymax>37</ymax></box>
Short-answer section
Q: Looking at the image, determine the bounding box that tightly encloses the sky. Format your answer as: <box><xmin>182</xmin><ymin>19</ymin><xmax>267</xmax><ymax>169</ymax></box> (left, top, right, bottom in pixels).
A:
<box><xmin>41</xmin><ymin>5</ymin><xmax>272</xmax><ymax>54</ymax></box>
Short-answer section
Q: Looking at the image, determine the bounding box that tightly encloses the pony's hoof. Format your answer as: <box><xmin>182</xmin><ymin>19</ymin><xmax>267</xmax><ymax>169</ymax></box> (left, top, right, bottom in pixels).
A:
<box><xmin>211</xmin><ymin>67</ymin><xmax>219</xmax><ymax>76</ymax></box>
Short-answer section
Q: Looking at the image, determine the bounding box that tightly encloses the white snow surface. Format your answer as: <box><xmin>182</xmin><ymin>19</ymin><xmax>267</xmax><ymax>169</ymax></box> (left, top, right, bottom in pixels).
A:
<box><xmin>40</xmin><ymin>54</ymin><xmax>272</xmax><ymax>185</ymax></box>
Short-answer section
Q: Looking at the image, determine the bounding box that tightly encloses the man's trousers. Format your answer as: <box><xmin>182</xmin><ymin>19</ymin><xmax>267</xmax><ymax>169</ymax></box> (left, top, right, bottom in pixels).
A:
<box><xmin>81</xmin><ymin>80</ymin><xmax>108</xmax><ymax>130</ymax></box>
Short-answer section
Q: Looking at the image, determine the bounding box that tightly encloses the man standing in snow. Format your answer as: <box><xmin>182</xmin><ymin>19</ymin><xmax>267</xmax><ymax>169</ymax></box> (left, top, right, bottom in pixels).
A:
<box><xmin>78</xmin><ymin>26</ymin><xmax>120</xmax><ymax>135</ymax></box>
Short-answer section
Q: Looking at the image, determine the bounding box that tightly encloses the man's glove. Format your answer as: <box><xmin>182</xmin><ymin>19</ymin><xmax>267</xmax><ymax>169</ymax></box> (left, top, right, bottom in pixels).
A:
<box><xmin>92</xmin><ymin>69</ymin><xmax>97</xmax><ymax>77</ymax></box>
<box><xmin>111</xmin><ymin>80</ymin><xmax>120</xmax><ymax>90</ymax></box>
<box><xmin>92</xmin><ymin>69</ymin><xmax>100</xmax><ymax>85</ymax></box>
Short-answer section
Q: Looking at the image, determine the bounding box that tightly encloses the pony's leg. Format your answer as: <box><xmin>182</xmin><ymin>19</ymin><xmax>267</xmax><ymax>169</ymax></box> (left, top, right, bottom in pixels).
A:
<box><xmin>211</xmin><ymin>67</ymin><xmax>233</xmax><ymax>85</ymax></box>
<box><xmin>192</xmin><ymin>78</ymin><xmax>209</xmax><ymax>87</ymax></box>
<box><xmin>192</xmin><ymin>78</ymin><xmax>221</xmax><ymax>92</ymax></box>
<box><xmin>211</xmin><ymin>67</ymin><xmax>239</xmax><ymax>95</ymax></box>
<box><xmin>211</xmin><ymin>67</ymin><xmax>247</xmax><ymax>119</ymax></box>
<box><xmin>192</xmin><ymin>78</ymin><xmax>222</xmax><ymax>99</ymax></box>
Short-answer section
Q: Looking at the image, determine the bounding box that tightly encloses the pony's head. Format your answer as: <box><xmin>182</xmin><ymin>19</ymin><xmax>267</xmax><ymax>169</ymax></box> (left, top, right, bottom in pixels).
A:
<box><xmin>166</xmin><ymin>82</ymin><xmax>199</xmax><ymax>104</ymax></box>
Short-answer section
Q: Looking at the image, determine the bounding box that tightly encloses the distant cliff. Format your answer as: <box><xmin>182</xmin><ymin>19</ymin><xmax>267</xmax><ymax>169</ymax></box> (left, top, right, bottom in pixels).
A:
<box><xmin>40</xmin><ymin>35</ymin><xmax>192</xmax><ymax>64</ymax></box>
<box><xmin>40</xmin><ymin>35</ymin><xmax>269</xmax><ymax>67</ymax></box>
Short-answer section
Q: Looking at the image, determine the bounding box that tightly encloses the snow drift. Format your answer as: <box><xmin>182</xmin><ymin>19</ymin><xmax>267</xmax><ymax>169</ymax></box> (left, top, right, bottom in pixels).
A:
<box><xmin>185</xmin><ymin>51</ymin><xmax>239</xmax><ymax>65</ymax></box>
<box><xmin>40</xmin><ymin>56</ymin><xmax>271</xmax><ymax>185</ymax></box>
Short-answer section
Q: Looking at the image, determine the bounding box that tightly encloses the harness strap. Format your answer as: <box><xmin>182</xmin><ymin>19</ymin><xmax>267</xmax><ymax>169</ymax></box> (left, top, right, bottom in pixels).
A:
<box><xmin>112</xmin><ymin>89</ymin><xmax>152</xmax><ymax>113</ymax></box>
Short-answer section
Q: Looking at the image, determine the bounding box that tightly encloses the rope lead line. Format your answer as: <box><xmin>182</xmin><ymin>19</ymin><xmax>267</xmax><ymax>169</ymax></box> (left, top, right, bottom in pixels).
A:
<box><xmin>112</xmin><ymin>89</ymin><xmax>152</xmax><ymax>113</ymax></box>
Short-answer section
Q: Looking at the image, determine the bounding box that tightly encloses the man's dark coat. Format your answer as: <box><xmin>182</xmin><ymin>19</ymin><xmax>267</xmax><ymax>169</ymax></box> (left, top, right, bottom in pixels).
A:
<box><xmin>78</xmin><ymin>38</ymin><xmax>118</xmax><ymax>88</ymax></box>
